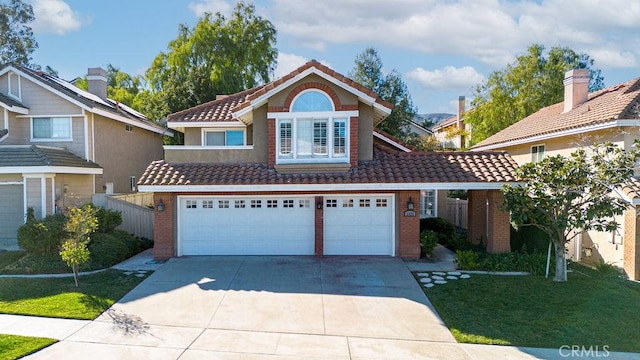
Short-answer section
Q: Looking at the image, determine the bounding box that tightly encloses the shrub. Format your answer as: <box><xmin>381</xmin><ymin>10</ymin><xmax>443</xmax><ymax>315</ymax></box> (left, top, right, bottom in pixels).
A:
<box><xmin>89</xmin><ymin>233</ymin><xmax>130</xmax><ymax>268</ymax></box>
<box><xmin>455</xmin><ymin>250</ymin><xmax>551</xmax><ymax>275</ymax></box>
<box><xmin>17</xmin><ymin>214</ymin><xmax>68</xmax><ymax>255</ymax></box>
<box><xmin>455</xmin><ymin>250</ymin><xmax>480</xmax><ymax>270</ymax></box>
<box><xmin>110</xmin><ymin>230</ymin><xmax>140</xmax><ymax>257</ymax></box>
<box><xmin>420</xmin><ymin>217</ymin><xmax>455</xmax><ymax>246</ymax></box>
<box><xmin>420</xmin><ymin>230</ymin><xmax>438</xmax><ymax>257</ymax></box>
<box><xmin>95</xmin><ymin>208</ymin><xmax>122</xmax><ymax>233</ymax></box>
<box><xmin>510</xmin><ymin>225</ymin><xmax>550</xmax><ymax>254</ymax></box>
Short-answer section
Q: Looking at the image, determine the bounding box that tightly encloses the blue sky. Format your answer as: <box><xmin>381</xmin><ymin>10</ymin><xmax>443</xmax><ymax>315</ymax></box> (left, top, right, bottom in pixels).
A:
<box><xmin>29</xmin><ymin>0</ymin><xmax>639</xmax><ymax>115</ymax></box>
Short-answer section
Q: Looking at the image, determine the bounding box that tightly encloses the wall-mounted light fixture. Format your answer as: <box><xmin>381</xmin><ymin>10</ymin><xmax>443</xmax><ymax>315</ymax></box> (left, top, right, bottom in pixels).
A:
<box><xmin>407</xmin><ymin>197</ymin><xmax>414</xmax><ymax>211</ymax></box>
<box><xmin>157</xmin><ymin>199</ymin><xmax>165</xmax><ymax>212</ymax></box>
<box><xmin>317</xmin><ymin>200</ymin><xmax>323</xmax><ymax>210</ymax></box>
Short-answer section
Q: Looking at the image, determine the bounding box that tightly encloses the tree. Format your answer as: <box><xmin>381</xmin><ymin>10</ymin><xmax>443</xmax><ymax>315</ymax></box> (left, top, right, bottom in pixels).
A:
<box><xmin>405</xmin><ymin>133</ymin><xmax>442</xmax><ymax>151</ymax></box>
<box><xmin>0</xmin><ymin>0</ymin><xmax>38</xmax><ymax>65</ymax></box>
<box><xmin>502</xmin><ymin>142</ymin><xmax>640</xmax><ymax>282</ymax></box>
<box><xmin>466</xmin><ymin>44</ymin><xmax>604</xmax><ymax>145</ymax></box>
<box><xmin>146</xmin><ymin>2</ymin><xmax>277</xmax><ymax>116</ymax></box>
<box><xmin>349</xmin><ymin>47</ymin><xmax>417</xmax><ymax>139</ymax></box>
<box><xmin>60</xmin><ymin>205</ymin><xmax>98</xmax><ymax>287</ymax></box>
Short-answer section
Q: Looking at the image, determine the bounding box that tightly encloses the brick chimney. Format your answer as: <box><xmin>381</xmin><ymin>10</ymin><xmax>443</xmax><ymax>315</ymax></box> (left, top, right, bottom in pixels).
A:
<box><xmin>456</xmin><ymin>96</ymin><xmax>465</xmax><ymax>128</ymax></box>
<box><xmin>563</xmin><ymin>69</ymin><xmax>589</xmax><ymax>113</ymax></box>
<box><xmin>87</xmin><ymin>67</ymin><xmax>108</xmax><ymax>99</ymax></box>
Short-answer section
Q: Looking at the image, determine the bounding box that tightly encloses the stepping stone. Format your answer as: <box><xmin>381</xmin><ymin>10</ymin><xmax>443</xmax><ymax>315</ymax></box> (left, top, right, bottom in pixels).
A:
<box><xmin>431</xmin><ymin>275</ymin><xmax>444</xmax><ymax>280</ymax></box>
<box><xmin>137</xmin><ymin>271</ymin><xmax>147</xmax><ymax>274</ymax></box>
<box><xmin>124</xmin><ymin>271</ymin><xmax>133</xmax><ymax>275</ymax></box>
<box><xmin>432</xmin><ymin>271</ymin><xmax>446</xmax><ymax>276</ymax></box>
<box><xmin>135</xmin><ymin>273</ymin><xmax>146</xmax><ymax>277</ymax></box>
<box><xmin>423</xmin><ymin>283</ymin><xmax>435</xmax><ymax>288</ymax></box>
<box><xmin>416</xmin><ymin>272</ymin><xmax>430</xmax><ymax>277</ymax></box>
<box><xmin>447</xmin><ymin>271</ymin><xmax>461</xmax><ymax>276</ymax></box>
<box><xmin>446</xmin><ymin>276</ymin><xmax>458</xmax><ymax>280</ymax></box>
<box><xmin>420</xmin><ymin>277</ymin><xmax>432</xmax><ymax>283</ymax></box>
<box><xmin>460</xmin><ymin>274</ymin><xmax>471</xmax><ymax>279</ymax></box>
<box><xmin>434</xmin><ymin>280</ymin><xmax>447</xmax><ymax>284</ymax></box>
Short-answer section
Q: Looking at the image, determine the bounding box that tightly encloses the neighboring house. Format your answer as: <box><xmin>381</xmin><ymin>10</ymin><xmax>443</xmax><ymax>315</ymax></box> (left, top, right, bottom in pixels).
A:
<box><xmin>138</xmin><ymin>60</ymin><xmax>518</xmax><ymax>260</ymax></box>
<box><xmin>0</xmin><ymin>65</ymin><xmax>169</xmax><ymax>248</ymax></box>
<box><xmin>407</xmin><ymin>119</ymin><xmax>433</xmax><ymax>138</ymax></box>
<box><xmin>472</xmin><ymin>69</ymin><xmax>640</xmax><ymax>280</ymax></box>
<box><xmin>432</xmin><ymin>96</ymin><xmax>469</xmax><ymax>149</ymax></box>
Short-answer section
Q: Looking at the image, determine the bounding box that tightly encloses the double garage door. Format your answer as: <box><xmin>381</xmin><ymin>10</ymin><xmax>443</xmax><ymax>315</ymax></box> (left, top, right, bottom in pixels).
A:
<box><xmin>179</xmin><ymin>195</ymin><xmax>394</xmax><ymax>256</ymax></box>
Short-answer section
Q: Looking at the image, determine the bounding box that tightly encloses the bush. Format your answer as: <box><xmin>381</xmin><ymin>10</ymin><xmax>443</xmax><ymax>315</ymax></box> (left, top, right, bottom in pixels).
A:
<box><xmin>88</xmin><ymin>233</ymin><xmax>130</xmax><ymax>268</ymax></box>
<box><xmin>420</xmin><ymin>217</ymin><xmax>455</xmax><ymax>246</ymax></box>
<box><xmin>455</xmin><ymin>250</ymin><xmax>552</xmax><ymax>275</ymax></box>
<box><xmin>95</xmin><ymin>208</ymin><xmax>122</xmax><ymax>233</ymax></box>
<box><xmin>17</xmin><ymin>214</ymin><xmax>68</xmax><ymax>255</ymax></box>
<box><xmin>110</xmin><ymin>230</ymin><xmax>141</xmax><ymax>257</ymax></box>
<box><xmin>510</xmin><ymin>225</ymin><xmax>550</xmax><ymax>254</ymax></box>
<box><xmin>455</xmin><ymin>250</ymin><xmax>480</xmax><ymax>270</ymax></box>
<box><xmin>420</xmin><ymin>230</ymin><xmax>438</xmax><ymax>257</ymax></box>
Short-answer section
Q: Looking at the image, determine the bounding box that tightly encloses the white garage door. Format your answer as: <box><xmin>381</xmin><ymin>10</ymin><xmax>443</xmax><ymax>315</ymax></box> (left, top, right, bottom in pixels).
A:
<box><xmin>179</xmin><ymin>196</ymin><xmax>315</xmax><ymax>255</ymax></box>
<box><xmin>0</xmin><ymin>184</ymin><xmax>24</xmax><ymax>245</ymax></box>
<box><xmin>323</xmin><ymin>195</ymin><xmax>394</xmax><ymax>255</ymax></box>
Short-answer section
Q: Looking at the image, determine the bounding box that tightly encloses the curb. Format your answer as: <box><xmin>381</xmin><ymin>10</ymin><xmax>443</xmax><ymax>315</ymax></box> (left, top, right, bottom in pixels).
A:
<box><xmin>0</xmin><ymin>268</ymin><xmax>109</xmax><ymax>279</ymax></box>
<box><xmin>458</xmin><ymin>270</ymin><xmax>530</xmax><ymax>276</ymax></box>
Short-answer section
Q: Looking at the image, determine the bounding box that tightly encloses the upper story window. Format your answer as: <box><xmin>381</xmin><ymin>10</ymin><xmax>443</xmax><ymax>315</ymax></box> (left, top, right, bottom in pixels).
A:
<box><xmin>203</xmin><ymin>129</ymin><xmax>245</xmax><ymax>146</ymax></box>
<box><xmin>531</xmin><ymin>145</ymin><xmax>545</xmax><ymax>163</ymax></box>
<box><xmin>273</xmin><ymin>89</ymin><xmax>353</xmax><ymax>164</ymax></box>
<box><xmin>31</xmin><ymin>117</ymin><xmax>72</xmax><ymax>141</ymax></box>
<box><xmin>8</xmin><ymin>72</ymin><xmax>21</xmax><ymax>99</ymax></box>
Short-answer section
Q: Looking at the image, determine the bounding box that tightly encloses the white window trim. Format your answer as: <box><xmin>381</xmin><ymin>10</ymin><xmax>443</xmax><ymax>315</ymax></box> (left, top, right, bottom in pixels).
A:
<box><xmin>30</xmin><ymin>117</ymin><xmax>73</xmax><ymax>142</ymax></box>
<box><xmin>420</xmin><ymin>189</ymin><xmax>437</xmax><ymax>219</ymax></box>
<box><xmin>531</xmin><ymin>144</ymin><xmax>545</xmax><ymax>163</ymax></box>
<box><xmin>272</xmin><ymin>110</ymin><xmax>356</xmax><ymax>165</ymax></box>
<box><xmin>290</xmin><ymin>89</ymin><xmax>335</xmax><ymax>112</ymax></box>
<box><xmin>8</xmin><ymin>72</ymin><xmax>21</xmax><ymax>100</ymax></box>
<box><xmin>201</xmin><ymin>128</ymin><xmax>246</xmax><ymax>147</ymax></box>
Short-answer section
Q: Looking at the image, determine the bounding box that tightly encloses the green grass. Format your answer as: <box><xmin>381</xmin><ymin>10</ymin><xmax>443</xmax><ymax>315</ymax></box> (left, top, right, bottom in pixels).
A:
<box><xmin>0</xmin><ymin>251</ymin><xmax>26</xmax><ymax>271</ymax></box>
<box><xmin>0</xmin><ymin>334</ymin><xmax>56</xmax><ymax>360</ymax></box>
<box><xmin>421</xmin><ymin>265</ymin><xmax>640</xmax><ymax>352</ymax></box>
<box><xmin>0</xmin><ymin>270</ymin><xmax>149</xmax><ymax>320</ymax></box>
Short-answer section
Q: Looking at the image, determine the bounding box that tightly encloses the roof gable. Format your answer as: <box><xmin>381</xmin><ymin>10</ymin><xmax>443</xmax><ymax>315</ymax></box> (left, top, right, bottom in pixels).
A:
<box><xmin>473</xmin><ymin>78</ymin><xmax>640</xmax><ymax>150</ymax></box>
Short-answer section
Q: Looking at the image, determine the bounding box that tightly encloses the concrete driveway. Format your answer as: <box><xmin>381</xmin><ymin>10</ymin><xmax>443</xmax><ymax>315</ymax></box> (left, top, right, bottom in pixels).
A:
<box><xmin>29</xmin><ymin>256</ymin><xmax>466</xmax><ymax>359</ymax></box>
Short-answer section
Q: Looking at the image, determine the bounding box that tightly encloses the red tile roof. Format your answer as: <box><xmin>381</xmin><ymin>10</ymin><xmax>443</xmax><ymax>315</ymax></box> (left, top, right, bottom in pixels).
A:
<box><xmin>167</xmin><ymin>60</ymin><xmax>393</xmax><ymax>123</ymax></box>
<box><xmin>473</xmin><ymin>78</ymin><xmax>640</xmax><ymax>148</ymax></box>
<box><xmin>139</xmin><ymin>145</ymin><xmax>518</xmax><ymax>187</ymax></box>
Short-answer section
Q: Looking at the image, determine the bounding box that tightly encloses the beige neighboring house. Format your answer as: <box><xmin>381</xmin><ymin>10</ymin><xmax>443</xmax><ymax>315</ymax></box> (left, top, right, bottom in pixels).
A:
<box><xmin>472</xmin><ymin>69</ymin><xmax>640</xmax><ymax>280</ymax></box>
<box><xmin>432</xmin><ymin>96</ymin><xmax>470</xmax><ymax>149</ymax></box>
<box><xmin>0</xmin><ymin>65</ymin><xmax>169</xmax><ymax>248</ymax></box>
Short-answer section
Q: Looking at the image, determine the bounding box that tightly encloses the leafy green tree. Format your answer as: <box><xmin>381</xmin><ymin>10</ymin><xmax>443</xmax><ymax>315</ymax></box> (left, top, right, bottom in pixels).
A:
<box><xmin>502</xmin><ymin>142</ymin><xmax>639</xmax><ymax>282</ymax></box>
<box><xmin>146</xmin><ymin>2</ymin><xmax>277</xmax><ymax>115</ymax></box>
<box><xmin>466</xmin><ymin>44</ymin><xmax>604</xmax><ymax>145</ymax></box>
<box><xmin>349</xmin><ymin>47</ymin><xmax>417</xmax><ymax>139</ymax></box>
<box><xmin>0</xmin><ymin>0</ymin><xmax>38</xmax><ymax>65</ymax></box>
<box><xmin>60</xmin><ymin>205</ymin><xmax>98</xmax><ymax>287</ymax></box>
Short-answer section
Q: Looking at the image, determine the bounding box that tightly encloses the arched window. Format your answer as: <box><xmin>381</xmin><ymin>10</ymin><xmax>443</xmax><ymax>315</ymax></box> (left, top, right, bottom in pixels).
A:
<box><xmin>291</xmin><ymin>90</ymin><xmax>333</xmax><ymax>112</ymax></box>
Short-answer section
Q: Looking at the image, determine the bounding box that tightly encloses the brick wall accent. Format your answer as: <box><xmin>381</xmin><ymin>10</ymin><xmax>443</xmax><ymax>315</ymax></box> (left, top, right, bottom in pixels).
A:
<box><xmin>153</xmin><ymin>193</ymin><xmax>175</xmax><ymax>260</ymax></box>
<box><xmin>315</xmin><ymin>196</ymin><xmax>324</xmax><ymax>256</ymax></box>
<box><xmin>267</xmin><ymin>118</ymin><xmax>276</xmax><ymax>168</ymax></box>
<box><xmin>624</xmin><ymin>207</ymin><xmax>640</xmax><ymax>280</ymax></box>
<box><xmin>350</xmin><ymin>116</ymin><xmax>359</xmax><ymax>167</ymax></box>
<box><xmin>398</xmin><ymin>190</ymin><xmax>420</xmax><ymax>258</ymax></box>
<box><xmin>467</xmin><ymin>190</ymin><xmax>487</xmax><ymax>245</ymax></box>
<box><xmin>485</xmin><ymin>190</ymin><xmax>511</xmax><ymax>253</ymax></box>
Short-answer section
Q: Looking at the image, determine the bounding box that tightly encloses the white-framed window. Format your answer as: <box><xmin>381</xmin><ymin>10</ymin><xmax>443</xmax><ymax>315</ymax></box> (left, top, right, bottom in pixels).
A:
<box><xmin>8</xmin><ymin>72</ymin><xmax>21</xmax><ymax>99</ymax></box>
<box><xmin>218</xmin><ymin>200</ymin><xmax>230</xmax><ymax>208</ymax></box>
<box><xmin>421</xmin><ymin>190</ymin><xmax>436</xmax><ymax>218</ymax></box>
<box><xmin>272</xmin><ymin>89</ymin><xmax>354</xmax><ymax>164</ymax></box>
<box><xmin>186</xmin><ymin>200</ymin><xmax>197</xmax><ymax>209</ymax></box>
<box><xmin>31</xmin><ymin>117</ymin><xmax>72</xmax><ymax>141</ymax></box>
<box><xmin>203</xmin><ymin>129</ymin><xmax>245</xmax><ymax>146</ymax></box>
<box><xmin>251</xmin><ymin>200</ymin><xmax>262</xmax><ymax>208</ymax></box>
<box><xmin>299</xmin><ymin>199</ymin><xmax>310</xmax><ymax>208</ymax></box>
<box><xmin>130</xmin><ymin>176</ymin><xmax>136</xmax><ymax>192</ymax></box>
<box><xmin>326</xmin><ymin>199</ymin><xmax>337</xmax><ymax>208</ymax></box>
<box><xmin>359</xmin><ymin>199</ymin><xmax>370</xmax><ymax>208</ymax></box>
<box><xmin>342</xmin><ymin>199</ymin><xmax>354</xmax><ymax>207</ymax></box>
<box><xmin>202</xmin><ymin>200</ymin><xmax>214</xmax><ymax>209</ymax></box>
<box><xmin>267</xmin><ymin>199</ymin><xmax>278</xmax><ymax>208</ymax></box>
<box><xmin>283</xmin><ymin>200</ymin><xmax>294</xmax><ymax>208</ymax></box>
<box><xmin>531</xmin><ymin>145</ymin><xmax>545</xmax><ymax>163</ymax></box>
<box><xmin>234</xmin><ymin>200</ymin><xmax>245</xmax><ymax>208</ymax></box>
<box><xmin>376</xmin><ymin>198</ymin><xmax>388</xmax><ymax>208</ymax></box>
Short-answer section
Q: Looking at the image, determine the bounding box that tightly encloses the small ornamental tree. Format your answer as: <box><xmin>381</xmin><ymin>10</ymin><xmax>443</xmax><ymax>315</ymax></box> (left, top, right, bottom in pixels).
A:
<box><xmin>60</xmin><ymin>205</ymin><xmax>98</xmax><ymax>287</ymax></box>
<box><xmin>502</xmin><ymin>142</ymin><xmax>640</xmax><ymax>282</ymax></box>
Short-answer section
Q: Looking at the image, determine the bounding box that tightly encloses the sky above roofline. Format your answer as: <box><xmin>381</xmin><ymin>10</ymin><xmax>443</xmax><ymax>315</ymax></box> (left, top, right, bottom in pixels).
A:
<box><xmin>28</xmin><ymin>0</ymin><xmax>640</xmax><ymax>115</ymax></box>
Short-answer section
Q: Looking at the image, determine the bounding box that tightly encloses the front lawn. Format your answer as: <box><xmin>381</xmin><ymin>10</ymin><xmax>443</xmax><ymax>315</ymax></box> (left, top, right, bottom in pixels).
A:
<box><xmin>0</xmin><ymin>270</ymin><xmax>149</xmax><ymax>320</ymax></box>
<box><xmin>0</xmin><ymin>334</ymin><xmax>56</xmax><ymax>360</ymax></box>
<box><xmin>423</xmin><ymin>265</ymin><xmax>640</xmax><ymax>352</ymax></box>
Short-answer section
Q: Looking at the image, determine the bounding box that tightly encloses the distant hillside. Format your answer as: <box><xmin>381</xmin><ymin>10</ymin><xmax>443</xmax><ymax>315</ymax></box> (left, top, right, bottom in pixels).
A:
<box><xmin>414</xmin><ymin>113</ymin><xmax>454</xmax><ymax>128</ymax></box>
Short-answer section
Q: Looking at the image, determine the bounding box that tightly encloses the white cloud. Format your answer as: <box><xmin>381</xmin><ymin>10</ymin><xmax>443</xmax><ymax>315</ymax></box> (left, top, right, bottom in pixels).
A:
<box><xmin>188</xmin><ymin>0</ymin><xmax>234</xmax><ymax>17</ymax></box>
<box><xmin>30</xmin><ymin>0</ymin><xmax>87</xmax><ymax>35</ymax></box>
<box><xmin>273</xmin><ymin>53</ymin><xmax>331</xmax><ymax>79</ymax></box>
<box><xmin>407</xmin><ymin>66</ymin><xmax>484</xmax><ymax>91</ymax></box>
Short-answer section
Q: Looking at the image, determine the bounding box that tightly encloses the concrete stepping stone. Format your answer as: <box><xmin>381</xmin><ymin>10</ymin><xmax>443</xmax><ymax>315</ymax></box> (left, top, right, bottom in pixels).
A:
<box><xmin>446</xmin><ymin>276</ymin><xmax>458</xmax><ymax>280</ymax></box>
<box><xmin>135</xmin><ymin>273</ymin><xmax>146</xmax><ymax>277</ymax></box>
<box><xmin>124</xmin><ymin>271</ymin><xmax>133</xmax><ymax>276</ymax></box>
<box><xmin>431</xmin><ymin>275</ymin><xmax>444</xmax><ymax>280</ymax></box>
<box><xmin>447</xmin><ymin>271</ymin><xmax>461</xmax><ymax>276</ymax></box>
<box><xmin>416</xmin><ymin>272</ymin><xmax>430</xmax><ymax>277</ymax></box>
<box><xmin>434</xmin><ymin>280</ymin><xmax>447</xmax><ymax>284</ymax></box>
<box><xmin>420</xmin><ymin>277</ymin><xmax>432</xmax><ymax>283</ymax></box>
<box><xmin>460</xmin><ymin>274</ymin><xmax>471</xmax><ymax>279</ymax></box>
<box><xmin>432</xmin><ymin>271</ymin><xmax>446</xmax><ymax>276</ymax></box>
<box><xmin>424</xmin><ymin>283</ymin><xmax>435</xmax><ymax>288</ymax></box>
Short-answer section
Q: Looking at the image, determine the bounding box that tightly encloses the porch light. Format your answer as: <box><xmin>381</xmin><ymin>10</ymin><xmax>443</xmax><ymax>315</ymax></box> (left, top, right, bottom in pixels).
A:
<box><xmin>157</xmin><ymin>199</ymin><xmax>165</xmax><ymax>212</ymax></box>
<box><xmin>317</xmin><ymin>200</ymin><xmax>323</xmax><ymax>210</ymax></box>
<box><xmin>407</xmin><ymin>197</ymin><xmax>414</xmax><ymax>211</ymax></box>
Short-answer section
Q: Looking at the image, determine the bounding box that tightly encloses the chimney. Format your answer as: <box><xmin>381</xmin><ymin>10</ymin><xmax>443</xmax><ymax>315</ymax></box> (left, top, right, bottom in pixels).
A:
<box><xmin>457</xmin><ymin>96</ymin><xmax>465</xmax><ymax>128</ymax></box>
<box><xmin>563</xmin><ymin>69</ymin><xmax>589</xmax><ymax>113</ymax></box>
<box><xmin>87</xmin><ymin>67</ymin><xmax>108</xmax><ymax>99</ymax></box>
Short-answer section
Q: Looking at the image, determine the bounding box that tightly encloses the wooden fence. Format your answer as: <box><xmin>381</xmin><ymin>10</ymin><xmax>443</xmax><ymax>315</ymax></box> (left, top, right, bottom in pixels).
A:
<box><xmin>104</xmin><ymin>193</ymin><xmax>154</xmax><ymax>239</ymax></box>
<box><xmin>443</xmin><ymin>197</ymin><xmax>468</xmax><ymax>229</ymax></box>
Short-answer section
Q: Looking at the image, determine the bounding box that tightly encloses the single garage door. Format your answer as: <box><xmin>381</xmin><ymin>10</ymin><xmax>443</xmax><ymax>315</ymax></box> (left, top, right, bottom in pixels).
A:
<box><xmin>179</xmin><ymin>196</ymin><xmax>315</xmax><ymax>255</ymax></box>
<box><xmin>323</xmin><ymin>195</ymin><xmax>394</xmax><ymax>255</ymax></box>
<box><xmin>0</xmin><ymin>184</ymin><xmax>24</xmax><ymax>245</ymax></box>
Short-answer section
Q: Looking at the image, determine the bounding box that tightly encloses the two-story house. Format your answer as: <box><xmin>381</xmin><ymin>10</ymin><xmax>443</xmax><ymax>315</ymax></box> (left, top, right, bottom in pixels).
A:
<box><xmin>471</xmin><ymin>69</ymin><xmax>640</xmax><ymax>280</ymax></box>
<box><xmin>432</xmin><ymin>96</ymin><xmax>469</xmax><ymax>149</ymax></box>
<box><xmin>139</xmin><ymin>61</ymin><xmax>518</xmax><ymax>260</ymax></box>
<box><xmin>0</xmin><ymin>65</ymin><xmax>169</xmax><ymax>248</ymax></box>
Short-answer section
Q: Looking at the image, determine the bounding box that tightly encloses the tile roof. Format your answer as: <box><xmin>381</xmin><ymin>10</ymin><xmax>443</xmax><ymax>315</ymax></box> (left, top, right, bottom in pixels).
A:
<box><xmin>473</xmin><ymin>78</ymin><xmax>640</xmax><ymax>148</ymax></box>
<box><xmin>138</xmin><ymin>145</ymin><xmax>517</xmax><ymax>187</ymax></box>
<box><xmin>167</xmin><ymin>60</ymin><xmax>393</xmax><ymax>123</ymax></box>
<box><xmin>0</xmin><ymin>145</ymin><xmax>102</xmax><ymax>168</ymax></box>
<box><xmin>0</xmin><ymin>92</ymin><xmax>28</xmax><ymax>109</ymax></box>
<box><xmin>0</xmin><ymin>129</ymin><xmax>7</xmax><ymax>138</ymax></box>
